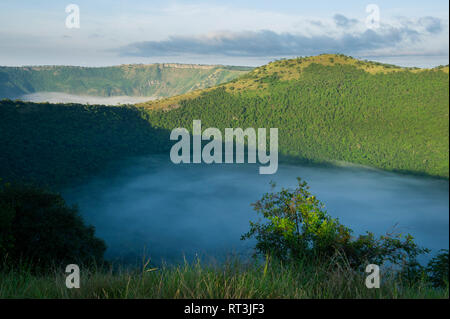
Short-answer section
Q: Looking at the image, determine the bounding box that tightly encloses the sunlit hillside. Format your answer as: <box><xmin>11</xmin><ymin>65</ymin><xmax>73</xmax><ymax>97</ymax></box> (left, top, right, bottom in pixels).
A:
<box><xmin>138</xmin><ymin>54</ymin><xmax>449</xmax><ymax>178</ymax></box>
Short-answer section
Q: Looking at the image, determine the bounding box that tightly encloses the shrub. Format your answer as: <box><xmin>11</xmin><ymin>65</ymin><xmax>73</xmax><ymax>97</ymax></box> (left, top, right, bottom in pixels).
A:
<box><xmin>427</xmin><ymin>249</ymin><xmax>449</xmax><ymax>288</ymax></box>
<box><xmin>242</xmin><ymin>178</ymin><xmax>428</xmax><ymax>271</ymax></box>
<box><xmin>0</xmin><ymin>183</ymin><xmax>106</xmax><ymax>271</ymax></box>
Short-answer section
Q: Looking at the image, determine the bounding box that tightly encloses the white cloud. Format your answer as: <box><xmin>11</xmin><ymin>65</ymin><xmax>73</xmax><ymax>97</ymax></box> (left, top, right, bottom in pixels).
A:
<box><xmin>0</xmin><ymin>2</ymin><xmax>448</xmax><ymax>67</ymax></box>
<box><xmin>118</xmin><ymin>15</ymin><xmax>449</xmax><ymax>59</ymax></box>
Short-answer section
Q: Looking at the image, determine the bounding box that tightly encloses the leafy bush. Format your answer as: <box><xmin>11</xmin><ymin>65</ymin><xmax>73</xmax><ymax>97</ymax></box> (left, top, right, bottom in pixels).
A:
<box><xmin>0</xmin><ymin>182</ymin><xmax>106</xmax><ymax>271</ymax></box>
<box><xmin>242</xmin><ymin>178</ymin><xmax>428</xmax><ymax>271</ymax></box>
<box><xmin>427</xmin><ymin>249</ymin><xmax>449</xmax><ymax>288</ymax></box>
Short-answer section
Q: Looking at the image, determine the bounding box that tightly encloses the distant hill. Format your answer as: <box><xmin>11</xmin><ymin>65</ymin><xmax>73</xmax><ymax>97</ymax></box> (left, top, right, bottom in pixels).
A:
<box><xmin>0</xmin><ymin>63</ymin><xmax>252</xmax><ymax>99</ymax></box>
<box><xmin>139</xmin><ymin>54</ymin><xmax>449</xmax><ymax>178</ymax></box>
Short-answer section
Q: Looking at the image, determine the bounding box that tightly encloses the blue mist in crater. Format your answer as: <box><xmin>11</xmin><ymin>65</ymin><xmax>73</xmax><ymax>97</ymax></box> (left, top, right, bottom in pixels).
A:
<box><xmin>64</xmin><ymin>155</ymin><xmax>449</xmax><ymax>265</ymax></box>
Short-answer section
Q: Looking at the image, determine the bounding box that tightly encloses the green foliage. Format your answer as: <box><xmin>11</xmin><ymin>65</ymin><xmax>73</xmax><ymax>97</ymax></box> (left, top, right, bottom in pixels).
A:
<box><xmin>241</xmin><ymin>178</ymin><xmax>350</xmax><ymax>261</ymax></box>
<box><xmin>426</xmin><ymin>249</ymin><xmax>449</xmax><ymax>288</ymax></box>
<box><xmin>0</xmin><ymin>198</ymin><xmax>14</xmax><ymax>257</ymax></box>
<box><xmin>242</xmin><ymin>178</ymin><xmax>429</xmax><ymax>271</ymax></box>
<box><xmin>0</xmin><ymin>183</ymin><xmax>106</xmax><ymax>270</ymax></box>
<box><xmin>0</xmin><ymin>100</ymin><xmax>171</xmax><ymax>188</ymax></box>
<box><xmin>145</xmin><ymin>63</ymin><xmax>449</xmax><ymax>178</ymax></box>
<box><xmin>0</xmin><ymin>58</ymin><xmax>448</xmax><ymax>190</ymax></box>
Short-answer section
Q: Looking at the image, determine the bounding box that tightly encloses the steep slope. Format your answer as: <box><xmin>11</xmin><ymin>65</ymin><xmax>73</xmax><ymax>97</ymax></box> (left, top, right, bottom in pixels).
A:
<box><xmin>139</xmin><ymin>54</ymin><xmax>449</xmax><ymax>178</ymax></box>
<box><xmin>0</xmin><ymin>63</ymin><xmax>252</xmax><ymax>99</ymax></box>
<box><xmin>0</xmin><ymin>100</ymin><xmax>170</xmax><ymax>188</ymax></box>
<box><xmin>0</xmin><ymin>54</ymin><xmax>448</xmax><ymax>189</ymax></box>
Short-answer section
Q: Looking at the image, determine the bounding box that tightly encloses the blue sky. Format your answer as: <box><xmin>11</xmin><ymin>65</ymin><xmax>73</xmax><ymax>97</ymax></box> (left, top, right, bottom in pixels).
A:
<box><xmin>0</xmin><ymin>0</ymin><xmax>448</xmax><ymax>67</ymax></box>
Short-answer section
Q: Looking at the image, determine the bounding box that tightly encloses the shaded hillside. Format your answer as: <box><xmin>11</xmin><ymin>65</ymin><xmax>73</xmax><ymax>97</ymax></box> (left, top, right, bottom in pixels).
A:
<box><xmin>0</xmin><ymin>64</ymin><xmax>252</xmax><ymax>99</ymax></box>
<box><xmin>139</xmin><ymin>54</ymin><xmax>449</xmax><ymax>178</ymax></box>
<box><xmin>0</xmin><ymin>100</ymin><xmax>170</xmax><ymax>188</ymax></box>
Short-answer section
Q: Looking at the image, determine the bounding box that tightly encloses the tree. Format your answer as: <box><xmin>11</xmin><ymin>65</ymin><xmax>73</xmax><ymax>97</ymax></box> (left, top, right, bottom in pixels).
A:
<box><xmin>242</xmin><ymin>178</ymin><xmax>428</xmax><ymax>271</ymax></box>
<box><xmin>0</xmin><ymin>183</ymin><xmax>106</xmax><ymax>271</ymax></box>
<box><xmin>426</xmin><ymin>249</ymin><xmax>449</xmax><ymax>288</ymax></box>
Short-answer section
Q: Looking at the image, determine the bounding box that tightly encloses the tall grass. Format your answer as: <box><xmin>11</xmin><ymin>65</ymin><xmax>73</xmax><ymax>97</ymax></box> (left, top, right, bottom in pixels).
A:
<box><xmin>0</xmin><ymin>257</ymin><xmax>447</xmax><ymax>299</ymax></box>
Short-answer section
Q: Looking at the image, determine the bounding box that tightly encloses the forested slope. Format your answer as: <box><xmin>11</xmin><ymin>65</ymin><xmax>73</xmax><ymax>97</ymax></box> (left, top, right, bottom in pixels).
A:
<box><xmin>0</xmin><ymin>55</ymin><xmax>448</xmax><ymax>190</ymax></box>
<box><xmin>0</xmin><ymin>100</ymin><xmax>170</xmax><ymax>187</ymax></box>
<box><xmin>140</xmin><ymin>54</ymin><xmax>449</xmax><ymax>178</ymax></box>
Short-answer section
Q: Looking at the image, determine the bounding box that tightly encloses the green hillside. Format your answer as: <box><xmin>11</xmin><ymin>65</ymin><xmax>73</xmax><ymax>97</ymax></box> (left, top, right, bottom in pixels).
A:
<box><xmin>0</xmin><ymin>54</ymin><xmax>448</xmax><ymax>189</ymax></box>
<box><xmin>0</xmin><ymin>63</ymin><xmax>252</xmax><ymax>99</ymax></box>
<box><xmin>0</xmin><ymin>101</ymin><xmax>170</xmax><ymax>187</ymax></box>
<box><xmin>140</xmin><ymin>54</ymin><xmax>449</xmax><ymax>178</ymax></box>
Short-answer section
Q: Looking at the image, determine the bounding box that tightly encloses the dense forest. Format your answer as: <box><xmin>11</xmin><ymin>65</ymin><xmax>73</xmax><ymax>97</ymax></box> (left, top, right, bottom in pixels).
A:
<box><xmin>0</xmin><ymin>101</ymin><xmax>170</xmax><ymax>188</ymax></box>
<box><xmin>0</xmin><ymin>55</ymin><xmax>448</xmax><ymax>190</ymax></box>
<box><xmin>142</xmin><ymin>55</ymin><xmax>449</xmax><ymax>178</ymax></box>
<box><xmin>0</xmin><ymin>64</ymin><xmax>251</xmax><ymax>99</ymax></box>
